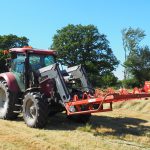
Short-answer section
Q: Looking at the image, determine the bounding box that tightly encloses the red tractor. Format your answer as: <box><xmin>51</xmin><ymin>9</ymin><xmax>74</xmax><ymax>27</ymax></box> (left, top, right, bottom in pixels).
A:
<box><xmin>0</xmin><ymin>47</ymin><xmax>93</xmax><ymax>128</ymax></box>
<box><xmin>0</xmin><ymin>47</ymin><xmax>150</xmax><ymax>128</ymax></box>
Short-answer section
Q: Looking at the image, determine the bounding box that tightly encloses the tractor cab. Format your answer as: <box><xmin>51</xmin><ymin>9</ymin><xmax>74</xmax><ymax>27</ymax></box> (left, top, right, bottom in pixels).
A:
<box><xmin>9</xmin><ymin>47</ymin><xmax>56</xmax><ymax>91</ymax></box>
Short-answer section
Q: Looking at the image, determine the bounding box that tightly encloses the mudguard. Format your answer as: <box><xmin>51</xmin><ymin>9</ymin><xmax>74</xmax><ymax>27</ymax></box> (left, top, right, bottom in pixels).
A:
<box><xmin>0</xmin><ymin>72</ymin><xmax>20</xmax><ymax>92</ymax></box>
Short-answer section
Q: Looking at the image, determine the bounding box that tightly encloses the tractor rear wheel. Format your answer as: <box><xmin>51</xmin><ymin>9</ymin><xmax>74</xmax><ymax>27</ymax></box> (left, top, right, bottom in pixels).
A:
<box><xmin>0</xmin><ymin>80</ymin><xmax>18</xmax><ymax>119</ymax></box>
<box><xmin>23</xmin><ymin>92</ymin><xmax>48</xmax><ymax>128</ymax></box>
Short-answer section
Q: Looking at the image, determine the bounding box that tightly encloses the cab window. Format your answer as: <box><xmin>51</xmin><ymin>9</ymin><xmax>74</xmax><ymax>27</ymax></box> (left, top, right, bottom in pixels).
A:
<box><xmin>29</xmin><ymin>54</ymin><xmax>55</xmax><ymax>71</ymax></box>
<box><xmin>11</xmin><ymin>54</ymin><xmax>25</xmax><ymax>73</ymax></box>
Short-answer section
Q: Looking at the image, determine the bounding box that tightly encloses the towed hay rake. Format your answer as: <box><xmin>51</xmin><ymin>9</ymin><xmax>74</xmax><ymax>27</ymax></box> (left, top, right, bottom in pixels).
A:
<box><xmin>65</xmin><ymin>85</ymin><xmax>150</xmax><ymax>116</ymax></box>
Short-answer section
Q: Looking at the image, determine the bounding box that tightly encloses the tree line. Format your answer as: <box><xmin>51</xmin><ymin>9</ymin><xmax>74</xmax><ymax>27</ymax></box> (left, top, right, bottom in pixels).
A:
<box><xmin>0</xmin><ymin>25</ymin><xmax>150</xmax><ymax>88</ymax></box>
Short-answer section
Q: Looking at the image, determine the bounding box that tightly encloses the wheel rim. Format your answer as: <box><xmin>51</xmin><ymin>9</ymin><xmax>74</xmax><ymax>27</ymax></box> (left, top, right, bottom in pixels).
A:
<box><xmin>0</xmin><ymin>87</ymin><xmax>7</xmax><ymax>111</ymax></box>
<box><xmin>25</xmin><ymin>99</ymin><xmax>37</xmax><ymax>120</ymax></box>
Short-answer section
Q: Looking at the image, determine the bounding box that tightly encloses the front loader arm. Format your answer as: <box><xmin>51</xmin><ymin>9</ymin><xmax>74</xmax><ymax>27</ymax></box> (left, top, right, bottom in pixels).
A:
<box><xmin>39</xmin><ymin>63</ymin><xmax>71</xmax><ymax>103</ymax></box>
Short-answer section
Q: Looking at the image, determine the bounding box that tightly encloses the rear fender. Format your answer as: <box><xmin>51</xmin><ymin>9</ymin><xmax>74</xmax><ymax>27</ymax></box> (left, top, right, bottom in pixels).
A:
<box><xmin>0</xmin><ymin>72</ymin><xmax>20</xmax><ymax>93</ymax></box>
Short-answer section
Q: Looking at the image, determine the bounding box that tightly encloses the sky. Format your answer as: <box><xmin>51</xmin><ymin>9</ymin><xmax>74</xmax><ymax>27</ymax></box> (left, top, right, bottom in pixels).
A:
<box><xmin>0</xmin><ymin>0</ymin><xmax>150</xmax><ymax>79</ymax></box>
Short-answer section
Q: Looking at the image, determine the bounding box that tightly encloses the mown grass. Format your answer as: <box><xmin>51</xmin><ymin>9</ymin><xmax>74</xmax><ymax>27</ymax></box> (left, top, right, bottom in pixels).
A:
<box><xmin>0</xmin><ymin>99</ymin><xmax>150</xmax><ymax>150</ymax></box>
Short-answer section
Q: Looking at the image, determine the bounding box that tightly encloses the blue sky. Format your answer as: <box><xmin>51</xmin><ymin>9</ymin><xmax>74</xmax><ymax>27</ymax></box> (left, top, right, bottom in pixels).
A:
<box><xmin>0</xmin><ymin>0</ymin><xmax>150</xmax><ymax>79</ymax></box>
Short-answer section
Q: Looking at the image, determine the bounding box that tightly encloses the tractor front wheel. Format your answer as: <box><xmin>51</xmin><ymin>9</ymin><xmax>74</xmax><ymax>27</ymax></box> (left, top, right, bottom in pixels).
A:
<box><xmin>23</xmin><ymin>92</ymin><xmax>48</xmax><ymax>128</ymax></box>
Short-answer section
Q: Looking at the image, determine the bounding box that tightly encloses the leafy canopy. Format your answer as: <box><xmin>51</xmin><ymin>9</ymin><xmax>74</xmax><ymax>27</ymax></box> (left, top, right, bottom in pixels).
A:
<box><xmin>51</xmin><ymin>24</ymin><xmax>119</xmax><ymax>86</ymax></box>
<box><xmin>0</xmin><ymin>34</ymin><xmax>29</xmax><ymax>50</ymax></box>
<box><xmin>125</xmin><ymin>46</ymin><xmax>150</xmax><ymax>83</ymax></box>
<box><xmin>0</xmin><ymin>34</ymin><xmax>29</xmax><ymax>73</ymax></box>
<box><xmin>122</xmin><ymin>27</ymin><xmax>150</xmax><ymax>84</ymax></box>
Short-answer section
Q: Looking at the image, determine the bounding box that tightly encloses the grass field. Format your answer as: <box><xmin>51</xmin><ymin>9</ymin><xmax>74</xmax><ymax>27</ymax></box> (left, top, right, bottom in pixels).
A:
<box><xmin>0</xmin><ymin>99</ymin><xmax>150</xmax><ymax>150</ymax></box>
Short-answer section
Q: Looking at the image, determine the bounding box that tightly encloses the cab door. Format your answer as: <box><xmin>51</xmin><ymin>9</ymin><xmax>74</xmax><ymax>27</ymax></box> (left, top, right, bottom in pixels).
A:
<box><xmin>11</xmin><ymin>54</ymin><xmax>25</xmax><ymax>91</ymax></box>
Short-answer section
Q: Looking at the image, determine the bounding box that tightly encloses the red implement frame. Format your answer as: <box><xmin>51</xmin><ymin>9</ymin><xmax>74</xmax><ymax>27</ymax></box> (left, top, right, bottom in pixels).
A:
<box><xmin>65</xmin><ymin>87</ymin><xmax>150</xmax><ymax>115</ymax></box>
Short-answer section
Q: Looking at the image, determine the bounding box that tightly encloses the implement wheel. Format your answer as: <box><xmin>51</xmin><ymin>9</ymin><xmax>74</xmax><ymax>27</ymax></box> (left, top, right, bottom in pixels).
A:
<box><xmin>23</xmin><ymin>92</ymin><xmax>48</xmax><ymax>128</ymax></box>
<box><xmin>0</xmin><ymin>80</ymin><xmax>18</xmax><ymax>119</ymax></box>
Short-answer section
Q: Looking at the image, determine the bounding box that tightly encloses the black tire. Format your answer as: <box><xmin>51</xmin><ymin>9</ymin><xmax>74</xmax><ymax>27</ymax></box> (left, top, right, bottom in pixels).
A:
<box><xmin>23</xmin><ymin>92</ymin><xmax>48</xmax><ymax>128</ymax></box>
<box><xmin>0</xmin><ymin>80</ymin><xmax>18</xmax><ymax>119</ymax></box>
<box><xmin>48</xmin><ymin>111</ymin><xmax>58</xmax><ymax>117</ymax></box>
<box><xmin>67</xmin><ymin>113</ymin><xmax>91</xmax><ymax>124</ymax></box>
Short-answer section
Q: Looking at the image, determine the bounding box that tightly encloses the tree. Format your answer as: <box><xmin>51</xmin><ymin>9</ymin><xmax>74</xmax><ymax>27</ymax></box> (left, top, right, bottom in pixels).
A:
<box><xmin>124</xmin><ymin>46</ymin><xmax>150</xmax><ymax>84</ymax></box>
<box><xmin>122</xmin><ymin>27</ymin><xmax>146</xmax><ymax>79</ymax></box>
<box><xmin>0</xmin><ymin>34</ymin><xmax>29</xmax><ymax>49</ymax></box>
<box><xmin>0</xmin><ymin>34</ymin><xmax>29</xmax><ymax>73</ymax></box>
<box><xmin>51</xmin><ymin>24</ymin><xmax>119</xmax><ymax>86</ymax></box>
<box><xmin>101</xmin><ymin>72</ymin><xmax>118</xmax><ymax>88</ymax></box>
<box><xmin>122</xmin><ymin>27</ymin><xmax>150</xmax><ymax>85</ymax></box>
<box><xmin>122</xmin><ymin>27</ymin><xmax>146</xmax><ymax>59</ymax></box>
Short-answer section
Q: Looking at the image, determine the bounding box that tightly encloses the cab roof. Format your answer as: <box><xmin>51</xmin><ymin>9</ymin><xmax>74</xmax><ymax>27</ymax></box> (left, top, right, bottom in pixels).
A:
<box><xmin>10</xmin><ymin>48</ymin><xmax>56</xmax><ymax>55</ymax></box>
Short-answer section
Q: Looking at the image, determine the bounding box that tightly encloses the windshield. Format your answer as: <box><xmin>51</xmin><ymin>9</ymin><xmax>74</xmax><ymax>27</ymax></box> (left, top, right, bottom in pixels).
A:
<box><xmin>29</xmin><ymin>54</ymin><xmax>55</xmax><ymax>71</ymax></box>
